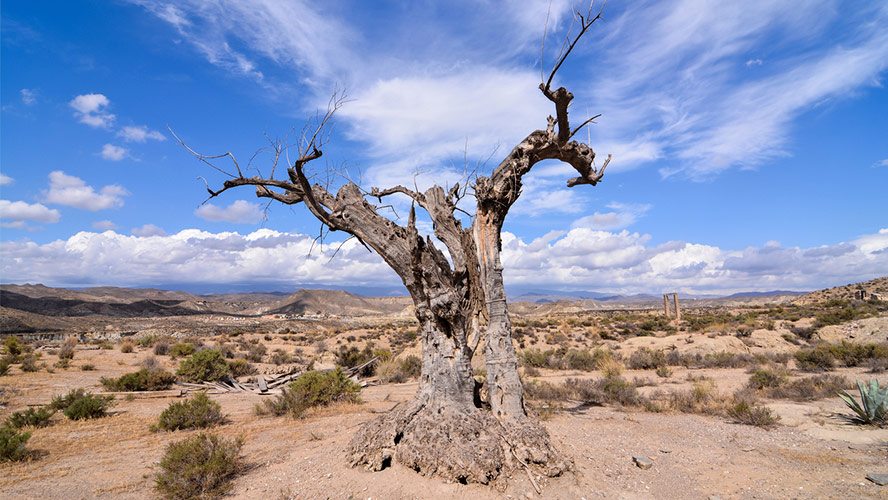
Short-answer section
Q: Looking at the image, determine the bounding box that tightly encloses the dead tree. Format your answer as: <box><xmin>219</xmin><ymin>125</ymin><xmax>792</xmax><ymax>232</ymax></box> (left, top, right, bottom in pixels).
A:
<box><xmin>179</xmin><ymin>5</ymin><xmax>609</xmax><ymax>486</ymax></box>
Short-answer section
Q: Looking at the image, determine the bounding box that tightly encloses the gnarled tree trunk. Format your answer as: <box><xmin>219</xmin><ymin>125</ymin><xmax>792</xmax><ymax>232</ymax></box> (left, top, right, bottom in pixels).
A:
<box><xmin>186</xmin><ymin>3</ymin><xmax>609</xmax><ymax>488</ymax></box>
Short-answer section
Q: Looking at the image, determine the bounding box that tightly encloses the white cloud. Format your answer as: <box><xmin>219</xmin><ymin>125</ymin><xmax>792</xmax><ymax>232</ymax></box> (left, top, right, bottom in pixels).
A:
<box><xmin>745</xmin><ymin>59</ymin><xmax>763</xmax><ymax>67</ymax></box>
<box><xmin>42</xmin><ymin>171</ymin><xmax>128</xmax><ymax>211</ymax></box>
<box><xmin>69</xmin><ymin>93</ymin><xmax>115</xmax><ymax>128</ymax></box>
<box><xmin>874</xmin><ymin>158</ymin><xmax>888</xmax><ymax>168</ymax></box>
<box><xmin>0</xmin><ymin>229</ymin><xmax>394</xmax><ymax>288</ymax></box>
<box><xmin>118</xmin><ymin>125</ymin><xmax>166</xmax><ymax>143</ymax></box>
<box><xmin>101</xmin><ymin>144</ymin><xmax>128</xmax><ymax>161</ymax></box>
<box><xmin>0</xmin><ymin>173</ymin><xmax>13</xmax><ymax>185</ymax></box>
<box><xmin>20</xmin><ymin>89</ymin><xmax>36</xmax><ymax>105</ymax></box>
<box><xmin>195</xmin><ymin>200</ymin><xmax>265</xmax><ymax>223</ymax></box>
<box><xmin>0</xmin><ymin>200</ymin><xmax>61</xmax><ymax>223</ymax></box>
<box><xmin>1</xmin><ymin>226</ymin><xmax>886</xmax><ymax>294</ymax></box>
<box><xmin>132</xmin><ymin>224</ymin><xmax>167</xmax><ymax>237</ymax></box>
<box><xmin>92</xmin><ymin>220</ymin><xmax>118</xmax><ymax>230</ymax></box>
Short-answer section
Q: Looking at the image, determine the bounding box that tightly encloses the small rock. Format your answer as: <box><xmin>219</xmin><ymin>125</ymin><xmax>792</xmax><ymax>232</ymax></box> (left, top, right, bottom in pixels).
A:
<box><xmin>867</xmin><ymin>473</ymin><xmax>888</xmax><ymax>486</ymax></box>
<box><xmin>708</xmin><ymin>496</ymin><xmax>722</xmax><ymax>500</ymax></box>
<box><xmin>659</xmin><ymin>448</ymin><xmax>671</xmax><ymax>454</ymax></box>
<box><xmin>632</xmin><ymin>456</ymin><xmax>653</xmax><ymax>470</ymax></box>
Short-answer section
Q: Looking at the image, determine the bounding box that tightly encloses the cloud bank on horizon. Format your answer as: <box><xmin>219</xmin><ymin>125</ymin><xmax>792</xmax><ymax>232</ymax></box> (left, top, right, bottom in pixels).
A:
<box><xmin>1</xmin><ymin>0</ymin><xmax>886</xmax><ymax>294</ymax></box>
<box><xmin>1</xmin><ymin>226</ymin><xmax>886</xmax><ymax>295</ymax></box>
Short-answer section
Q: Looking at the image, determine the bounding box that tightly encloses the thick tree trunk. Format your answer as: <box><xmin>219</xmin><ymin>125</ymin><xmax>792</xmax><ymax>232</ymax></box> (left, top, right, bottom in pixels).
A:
<box><xmin>347</xmin><ymin>304</ymin><xmax>506</xmax><ymax>484</ymax></box>
<box><xmin>473</xmin><ymin>214</ymin><xmax>570</xmax><ymax>477</ymax></box>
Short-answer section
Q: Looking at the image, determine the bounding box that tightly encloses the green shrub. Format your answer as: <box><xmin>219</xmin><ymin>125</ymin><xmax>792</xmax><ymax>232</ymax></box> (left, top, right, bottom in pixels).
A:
<box><xmin>259</xmin><ymin>369</ymin><xmax>361</xmax><ymax>418</ymax></box>
<box><xmin>101</xmin><ymin>369</ymin><xmax>176</xmax><ymax>391</ymax></box>
<box><xmin>177</xmin><ymin>350</ymin><xmax>229</xmax><ymax>383</ymax></box>
<box><xmin>80</xmin><ymin>363</ymin><xmax>95</xmax><ymax>371</ymax></box>
<box><xmin>0</xmin><ymin>356</ymin><xmax>10</xmax><ymax>376</ymax></box>
<box><xmin>5</xmin><ymin>406</ymin><xmax>56</xmax><ymax>429</ymax></box>
<box><xmin>563</xmin><ymin>349</ymin><xmax>596</xmax><ymax>371</ymax></box>
<box><xmin>64</xmin><ymin>394</ymin><xmax>114</xmax><ymax>420</ymax></box>
<box><xmin>795</xmin><ymin>346</ymin><xmax>835</xmax><ymax>371</ymax></box>
<box><xmin>170</xmin><ymin>343</ymin><xmax>196</xmax><ymax>358</ymax></box>
<box><xmin>51</xmin><ymin>389</ymin><xmax>114</xmax><ymax>420</ymax></box>
<box><xmin>0</xmin><ymin>426</ymin><xmax>32</xmax><ymax>462</ymax></box>
<box><xmin>334</xmin><ymin>345</ymin><xmax>375</xmax><ymax>376</ymax></box>
<box><xmin>727</xmin><ymin>401</ymin><xmax>780</xmax><ymax>428</ymax></box>
<box><xmin>154</xmin><ymin>433</ymin><xmax>244</xmax><ymax>500</ymax></box>
<box><xmin>154</xmin><ymin>392</ymin><xmax>224</xmax><ymax>431</ymax></box>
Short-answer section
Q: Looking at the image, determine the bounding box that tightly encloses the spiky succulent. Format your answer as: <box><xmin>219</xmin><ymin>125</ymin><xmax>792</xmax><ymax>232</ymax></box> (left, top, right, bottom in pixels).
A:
<box><xmin>838</xmin><ymin>378</ymin><xmax>887</xmax><ymax>426</ymax></box>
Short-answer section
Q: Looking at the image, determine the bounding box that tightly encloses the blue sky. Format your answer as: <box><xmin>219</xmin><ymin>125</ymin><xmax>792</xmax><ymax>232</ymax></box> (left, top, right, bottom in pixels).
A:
<box><xmin>1</xmin><ymin>0</ymin><xmax>887</xmax><ymax>295</ymax></box>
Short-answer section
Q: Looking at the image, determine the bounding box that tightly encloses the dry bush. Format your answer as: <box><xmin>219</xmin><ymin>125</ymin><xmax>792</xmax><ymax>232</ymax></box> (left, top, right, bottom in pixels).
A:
<box><xmin>597</xmin><ymin>357</ymin><xmax>623</xmax><ymax>379</ymax></box>
<box><xmin>58</xmin><ymin>338</ymin><xmax>77</xmax><ymax>360</ymax></box>
<box><xmin>120</xmin><ymin>341</ymin><xmax>135</xmax><ymax>353</ymax></box>
<box><xmin>153</xmin><ymin>392</ymin><xmax>225</xmax><ymax>431</ymax></box>
<box><xmin>154</xmin><ymin>342</ymin><xmax>170</xmax><ymax>356</ymax></box>
<box><xmin>227</xmin><ymin>358</ymin><xmax>256</xmax><ymax>377</ymax></box>
<box><xmin>726</xmin><ymin>402</ymin><xmax>780</xmax><ymax>428</ymax></box>
<box><xmin>154</xmin><ymin>433</ymin><xmax>244</xmax><ymax>500</ymax></box>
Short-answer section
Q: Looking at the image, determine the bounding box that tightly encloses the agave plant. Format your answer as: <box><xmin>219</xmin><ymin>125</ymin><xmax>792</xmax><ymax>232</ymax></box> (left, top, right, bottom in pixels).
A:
<box><xmin>838</xmin><ymin>378</ymin><xmax>887</xmax><ymax>426</ymax></box>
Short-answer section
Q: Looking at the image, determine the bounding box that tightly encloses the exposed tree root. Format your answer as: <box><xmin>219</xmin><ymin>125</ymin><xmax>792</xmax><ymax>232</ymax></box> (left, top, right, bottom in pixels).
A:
<box><xmin>347</xmin><ymin>399</ymin><xmax>570</xmax><ymax>485</ymax></box>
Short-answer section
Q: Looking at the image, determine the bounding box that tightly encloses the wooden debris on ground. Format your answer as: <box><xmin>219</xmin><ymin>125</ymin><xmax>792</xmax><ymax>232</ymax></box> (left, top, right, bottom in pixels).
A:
<box><xmin>172</xmin><ymin>358</ymin><xmax>381</xmax><ymax>394</ymax></box>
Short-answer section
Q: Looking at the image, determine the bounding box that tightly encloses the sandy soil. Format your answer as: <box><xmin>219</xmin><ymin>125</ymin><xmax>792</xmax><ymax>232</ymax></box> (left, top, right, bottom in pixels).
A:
<box><xmin>1</xmin><ymin>339</ymin><xmax>887</xmax><ymax>500</ymax></box>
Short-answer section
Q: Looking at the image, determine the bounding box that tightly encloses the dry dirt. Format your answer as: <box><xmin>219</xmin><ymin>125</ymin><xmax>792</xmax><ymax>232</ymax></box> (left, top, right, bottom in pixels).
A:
<box><xmin>1</xmin><ymin>339</ymin><xmax>887</xmax><ymax>500</ymax></box>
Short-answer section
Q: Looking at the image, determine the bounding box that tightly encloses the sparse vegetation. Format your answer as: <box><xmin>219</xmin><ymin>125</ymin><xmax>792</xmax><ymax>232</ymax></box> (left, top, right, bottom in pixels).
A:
<box><xmin>726</xmin><ymin>401</ymin><xmax>780</xmax><ymax>428</ymax></box>
<box><xmin>120</xmin><ymin>341</ymin><xmax>135</xmax><ymax>353</ymax></box>
<box><xmin>58</xmin><ymin>338</ymin><xmax>77</xmax><ymax>360</ymax></box>
<box><xmin>154</xmin><ymin>432</ymin><xmax>244</xmax><ymax>500</ymax></box>
<box><xmin>101</xmin><ymin>368</ymin><xmax>176</xmax><ymax>391</ymax></box>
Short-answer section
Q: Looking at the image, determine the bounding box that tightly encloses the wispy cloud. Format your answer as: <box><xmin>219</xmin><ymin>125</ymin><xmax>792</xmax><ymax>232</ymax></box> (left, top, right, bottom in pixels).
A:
<box><xmin>195</xmin><ymin>200</ymin><xmax>265</xmax><ymax>223</ymax></box>
<box><xmin>92</xmin><ymin>220</ymin><xmax>118</xmax><ymax>231</ymax></box>
<box><xmin>0</xmin><ymin>173</ymin><xmax>13</xmax><ymax>185</ymax></box>
<box><xmin>118</xmin><ymin>125</ymin><xmax>166</xmax><ymax>142</ymax></box>
<box><xmin>20</xmin><ymin>88</ymin><xmax>36</xmax><ymax>105</ymax></box>
<box><xmin>42</xmin><ymin>171</ymin><xmax>128</xmax><ymax>210</ymax></box>
<box><xmin>585</xmin><ymin>0</ymin><xmax>888</xmax><ymax>178</ymax></box>
<box><xmin>101</xmin><ymin>144</ymin><xmax>128</xmax><ymax>161</ymax></box>
<box><xmin>69</xmin><ymin>93</ymin><xmax>115</xmax><ymax>128</ymax></box>
<box><xmin>874</xmin><ymin>158</ymin><xmax>888</xmax><ymax>168</ymax></box>
<box><xmin>131</xmin><ymin>224</ymin><xmax>166</xmax><ymax>237</ymax></box>
<box><xmin>572</xmin><ymin>202</ymin><xmax>652</xmax><ymax>230</ymax></box>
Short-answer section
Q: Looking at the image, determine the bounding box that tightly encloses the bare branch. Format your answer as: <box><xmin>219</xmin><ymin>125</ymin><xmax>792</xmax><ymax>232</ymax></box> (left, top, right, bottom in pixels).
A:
<box><xmin>568</xmin><ymin>113</ymin><xmax>601</xmax><ymax>140</ymax></box>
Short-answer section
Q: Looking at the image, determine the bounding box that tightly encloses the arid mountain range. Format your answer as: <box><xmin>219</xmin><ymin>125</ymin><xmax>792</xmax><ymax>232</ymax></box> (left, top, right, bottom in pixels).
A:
<box><xmin>1</xmin><ymin>278</ymin><xmax>884</xmax><ymax>333</ymax></box>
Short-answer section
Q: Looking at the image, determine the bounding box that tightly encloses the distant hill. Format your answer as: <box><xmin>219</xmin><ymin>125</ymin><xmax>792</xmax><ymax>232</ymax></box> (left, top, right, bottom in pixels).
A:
<box><xmin>793</xmin><ymin>276</ymin><xmax>888</xmax><ymax>305</ymax></box>
<box><xmin>725</xmin><ymin>290</ymin><xmax>807</xmax><ymax>298</ymax></box>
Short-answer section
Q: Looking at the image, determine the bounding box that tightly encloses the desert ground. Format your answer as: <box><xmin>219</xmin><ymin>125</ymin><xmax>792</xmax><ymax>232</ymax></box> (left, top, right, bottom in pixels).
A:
<box><xmin>1</xmin><ymin>278</ymin><xmax>886</xmax><ymax>500</ymax></box>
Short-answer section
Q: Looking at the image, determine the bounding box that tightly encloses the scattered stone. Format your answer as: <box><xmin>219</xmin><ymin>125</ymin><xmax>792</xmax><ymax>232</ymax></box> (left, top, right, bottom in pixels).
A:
<box><xmin>741</xmin><ymin>447</ymin><xmax>756</xmax><ymax>452</ymax></box>
<box><xmin>659</xmin><ymin>448</ymin><xmax>671</xmax><ymax>454</ymax></box>
<box><xmin>866</xmin><ymin>474</ymin><xmax>888</xmax><ymax>486</ymax></box>
<box><xmin>708</xmin><ymin>496</ymin><xmax>722</xmax><ymax>500</ymax></box>
<box><xmin>632</xmin><ymin>456</ymin><xmax>653</xmax><ymax>470</ymax></box>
